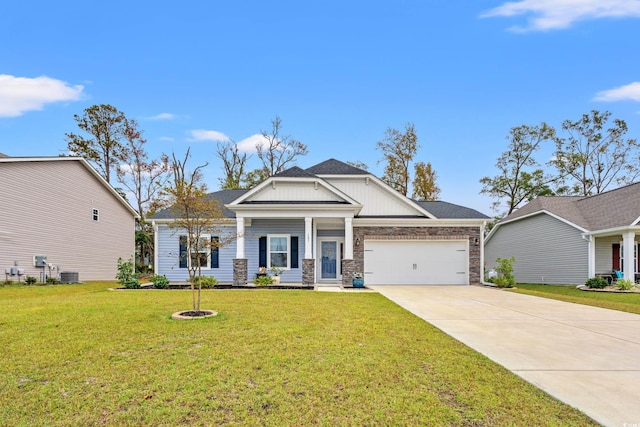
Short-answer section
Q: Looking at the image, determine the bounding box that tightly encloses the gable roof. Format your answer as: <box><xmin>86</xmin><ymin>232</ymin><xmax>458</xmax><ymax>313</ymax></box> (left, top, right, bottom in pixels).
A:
<box><xmin>415</xmin><ymin>201</ymin><xmax>490</xmax><ymax>219</ymax></box>
<box><xmin>495</xmin><ymin>182</ymin><xmax>640</xmax><ymax>232</ymax></box>
<box><xmin>305</xmin><ymin>158</ymin><xmax>370</xmax><ymax>175</ymax></box>
<box><xmin>150</xmin><ymin>158</ymin><xmax>487</xmax><ymax>222</ymax></box>
<box><xmin>0</xmin><ymin>156</ymin><xmax>139</xmax><ymax>218</ymax></box>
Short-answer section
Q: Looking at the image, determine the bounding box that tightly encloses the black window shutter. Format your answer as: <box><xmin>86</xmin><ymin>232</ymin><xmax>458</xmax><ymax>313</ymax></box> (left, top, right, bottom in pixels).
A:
<box><xmin>259</xmin><ymin>236</ymin><xmax>267</xmax><ymax>267</ymax></box>
<box><xmin>179</xmin><ymin>235</ymin><xmax>188</xmax><ymax>268</ymax></box>
<box><xmin>291</xmin><ymin>236</ymin><xmax>299</xmax><ymax>268</ymax></box>
<box><xmin>211</xmin><ymin>236</ymin><xmax>219</xmax><ymax>268</ymax></box>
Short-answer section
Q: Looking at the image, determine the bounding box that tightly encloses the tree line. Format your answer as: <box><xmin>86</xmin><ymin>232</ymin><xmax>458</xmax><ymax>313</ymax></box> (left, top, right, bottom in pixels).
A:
<box><xmin>480</xmin><ymin>110</ymin><xmax>638</xmax><ymax>217</ymax></box>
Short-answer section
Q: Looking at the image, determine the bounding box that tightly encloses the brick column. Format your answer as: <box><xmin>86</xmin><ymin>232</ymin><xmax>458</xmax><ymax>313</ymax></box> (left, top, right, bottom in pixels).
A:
<box><xmin>233</xmin><ymin>259</ymin><xmax>248</xmax><ymax>286</ymax></box>
<box><xmin>302</xmin><ymin>259</ymin><xmax>315</xmax><ymax>286</ymax></box>
<box><xmin>341</xmin><ymin>259</ymin><xmax>356</xmax><ymax>287</ymax></box>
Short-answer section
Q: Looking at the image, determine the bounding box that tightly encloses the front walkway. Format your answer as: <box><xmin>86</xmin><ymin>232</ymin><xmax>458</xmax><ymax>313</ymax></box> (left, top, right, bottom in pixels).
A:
<box><xmin>371</xmin><ymin>285</ymin><xmax>640</xmax><ymax>427</ymax></box>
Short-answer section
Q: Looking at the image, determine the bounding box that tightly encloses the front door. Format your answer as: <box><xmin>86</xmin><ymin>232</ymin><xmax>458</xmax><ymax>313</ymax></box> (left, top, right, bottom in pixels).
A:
<box><xmin>320</xmin><ymin>240</ymin><xmax>343</xmax><ymax>280</ymax></box>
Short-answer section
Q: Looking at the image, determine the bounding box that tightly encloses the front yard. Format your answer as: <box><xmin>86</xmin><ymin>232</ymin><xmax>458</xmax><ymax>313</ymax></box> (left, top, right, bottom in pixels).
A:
<box><xmin>0</xmin><ymin>282</ymin><xmax>595</xmax><ymax>426</ymax></box>
<box><xmin>510</xmin><ymin>283</ymin><xmax>640</xmax><ymax>315</ymax></box>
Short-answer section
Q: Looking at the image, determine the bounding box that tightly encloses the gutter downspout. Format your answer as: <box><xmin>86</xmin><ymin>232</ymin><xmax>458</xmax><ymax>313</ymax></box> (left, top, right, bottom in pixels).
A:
<box><xmin>152</xmin><ymin>221</ymin><xmax>159</xmax><ymax>275</ymax></box>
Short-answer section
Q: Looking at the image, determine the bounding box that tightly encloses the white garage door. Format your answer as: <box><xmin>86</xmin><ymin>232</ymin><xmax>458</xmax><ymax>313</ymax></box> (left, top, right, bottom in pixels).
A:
<box><xmin>364</xmin><ymin>240</ymin><xmax>468</xmax><ymax>285</ymax></box>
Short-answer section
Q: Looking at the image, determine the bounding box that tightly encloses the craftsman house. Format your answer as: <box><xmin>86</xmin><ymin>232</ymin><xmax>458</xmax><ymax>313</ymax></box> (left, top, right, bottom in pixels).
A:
<box><xmin>149</xmin><ymin>159</ymin><xmax>488</xmax><ymax>287</ymax></box>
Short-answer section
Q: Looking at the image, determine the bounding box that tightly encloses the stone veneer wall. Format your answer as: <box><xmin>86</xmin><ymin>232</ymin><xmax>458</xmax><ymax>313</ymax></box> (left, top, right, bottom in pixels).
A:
<box><xmin>353</xmin><ymin>226</ymin><xmax>482</xmax><ymax>284</ymax></box>
<box><xmin>233</xmin><ymin>259</ymin><xmax>248</xmax><ymax>286</ymax></box>
<box><xmin>341</xmin><ymin>259</ymin><xmax>356</xmax><ymax>287</ymax></box>
<box><xmin>302</xmin><ymin>259</ymin><xmax>315</xmax><ymax>286</ymax></box>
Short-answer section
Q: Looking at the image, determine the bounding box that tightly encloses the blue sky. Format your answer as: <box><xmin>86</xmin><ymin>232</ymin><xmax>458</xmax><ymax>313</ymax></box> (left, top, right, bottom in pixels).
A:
<box><xmin>2</xmin><ymin>1</ymin><xmax>640</xmax><ymax>216</ymax></box>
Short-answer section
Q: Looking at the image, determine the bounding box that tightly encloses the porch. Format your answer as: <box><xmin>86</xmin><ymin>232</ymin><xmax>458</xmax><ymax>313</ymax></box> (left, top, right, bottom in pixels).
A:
<box><xmin>587</xmin><ymin>228</ymin><xmax>640</xmax><ymax>282</ymax></box>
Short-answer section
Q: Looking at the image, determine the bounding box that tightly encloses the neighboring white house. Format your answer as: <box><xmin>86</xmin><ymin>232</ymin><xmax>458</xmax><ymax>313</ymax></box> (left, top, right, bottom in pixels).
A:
<box><xmin>485</xmin><ymin>182</ymin><xmax>640</xmax><ymax>285</ymax></box>
<box><xmin>149</xmin><ymin>159</ymin><xmax>489</xmax><ymax>287</ymax></box>
<box><xmin>0</xmin><ymin>157</ymin><xmax>139</xmax><ymax>282</ymax></box>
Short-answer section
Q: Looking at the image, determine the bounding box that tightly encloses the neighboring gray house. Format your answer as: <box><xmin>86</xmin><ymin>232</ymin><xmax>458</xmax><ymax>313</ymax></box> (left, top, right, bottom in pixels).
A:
<box><xmin>0</xmin><ymin>157</ymin><xmax>139</xmax><ymax>282</ymax></box>
<box><xmin>485</xmin><ymin>183</ymin><xmax>640</xmax><ymax>285</ymax></box>
<box><xmin>149</xmin><ymin>159</ymin><xmax>489</xmax><ymax>287</ymax></box>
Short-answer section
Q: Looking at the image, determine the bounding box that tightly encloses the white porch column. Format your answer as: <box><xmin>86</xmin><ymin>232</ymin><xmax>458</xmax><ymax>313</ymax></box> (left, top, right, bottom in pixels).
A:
<box><xmin>623</xmin><ymin>231</ymin><xmax>635</xmax><ymax>281</ymax></box>
<box><xmin>586</xmin><ymin>235</ymin><xmax>595</xmax><ymax>278</ymax></box>
<box><xmin>344</xmin><ymin>217</ymin><xmax>353</xmax><ymax>259</ymax></box>
<box><xmin>236</xmin><ymin>217</ymin><xmax>245</xmax><ymax>259</ymax></box>
<box><xmin>304</xmin><ymin>217</ymin><xmax>313</xmax><ymax>259</ymax></box>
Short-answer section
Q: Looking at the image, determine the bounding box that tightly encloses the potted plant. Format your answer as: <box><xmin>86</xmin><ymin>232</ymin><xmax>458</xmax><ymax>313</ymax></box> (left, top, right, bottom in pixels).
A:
<box><xmin>270</xmin><ymin>266</ymin><xmax>284</xmax><ymax>285</ymax></box>
<box><xmin>352</xmin><ymin>272</ymin><xmax>364</xmax><ymax>288</ymax></box>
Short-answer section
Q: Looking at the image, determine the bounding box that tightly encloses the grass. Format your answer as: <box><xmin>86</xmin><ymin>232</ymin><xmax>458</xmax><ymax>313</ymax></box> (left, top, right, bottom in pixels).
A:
<box><xmin>510</xmin><ymin>283</ymin><xmax>640</xmax><ymax>315</ymax></box>
<box><xmin>0</xmin><ymin>282</ymin><xmax>596</xmax><ymax>426</ymax></box>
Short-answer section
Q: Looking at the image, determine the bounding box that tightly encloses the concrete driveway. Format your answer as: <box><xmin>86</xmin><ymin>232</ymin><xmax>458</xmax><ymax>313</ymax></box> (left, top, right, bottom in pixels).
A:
<box><xmin>371</xmin><ymin>285</ymin><xmax>640</xmax><ymax>427</ymax></box>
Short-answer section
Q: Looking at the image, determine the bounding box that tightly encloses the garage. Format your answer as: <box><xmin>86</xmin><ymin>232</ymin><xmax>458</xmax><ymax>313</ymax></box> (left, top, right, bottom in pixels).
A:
<box><xmin>363</xmin><ymin>239</ymin><xmax>468</xmax><ymax>285</ymax></box>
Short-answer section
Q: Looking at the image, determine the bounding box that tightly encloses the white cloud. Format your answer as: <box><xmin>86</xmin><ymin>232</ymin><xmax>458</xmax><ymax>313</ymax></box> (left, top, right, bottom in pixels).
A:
<box><xmin>236</xmin><ymin>134</ymin><xmax>270</xmax><ymax>153</ymax></box>
<box><xmin>480</xmin><ymin>0</ymin><xmax>640</xmax><ymax>31</ymax></box>
<box><xmin>187</xmin><ymin>129</ymin><xmax>231</xmax><ymax>142</ymax></box>
<box><xmin>0</xmin><ymin>74</ymin><xmax>84</xmax><ymax>117</ymax></box>
<box><xmin>593</xmin><ymin>81</ymin><xmax>640</xmax><ymax>102</ymax></box>
<box><xmin>146</xmin><ymin>113</ymin><xmax>177</xmax><ymax>120</ymax></box>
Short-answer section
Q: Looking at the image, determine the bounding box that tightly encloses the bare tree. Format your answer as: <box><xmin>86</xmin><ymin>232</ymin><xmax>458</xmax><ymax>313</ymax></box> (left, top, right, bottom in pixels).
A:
<box><xmin>116</xmin><ymin>119</ymin><xmax>171</xmax><ymax>269</ymax></box>
<box><xmin>256</xmin><ymin>116</ymin><xmax>308</xmax><ymax>176</ymax></box>
<box><xmin>65</xmin><ymin>104</ymin><xmax>128</xmax><ymax>184</ymax></box>
<box><xmin>216</xmin><ymin>140</ymin><xmax>251</xmax><ymax>189</ymax></box>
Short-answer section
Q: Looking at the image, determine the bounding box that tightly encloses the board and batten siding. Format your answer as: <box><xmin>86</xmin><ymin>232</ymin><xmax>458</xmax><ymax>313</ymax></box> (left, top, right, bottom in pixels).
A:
<box><xmin>0</xmin><ymin>160</ymin><xmax>136</xmax><ymax>281</ymax></box>
<box><xmin>324</xmin><ymin>177</ymin><xmax>420</xmax><ymax>216</ymax></box>
<box><xmin>485</xmin><ymin>213</ymin><xmax>588</xmax><ymax>285</ymax></box>
<box><xmin>156</xmin><ymin>219</ymin><xmax>305</xmax><ymax>283</ymax></box>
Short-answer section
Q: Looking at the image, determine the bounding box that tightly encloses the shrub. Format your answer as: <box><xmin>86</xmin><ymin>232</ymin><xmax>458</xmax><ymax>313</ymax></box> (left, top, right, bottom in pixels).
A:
<box><xmin>1</xmin><ymin>279</ymin><xmax>12</xmax><ymax>286</ymax></box>
<box><xmin>152</xmin><ymin>274</ymin><xmax>170</xmax><ymax>289</ymax></box>
<box><xmin>253</xmin><ymin>275</ymin><xmax>273</xmax><ymax>287</ymax></box>
<box><xmin>191</xmin><ymin>275</ymin><xmax>218</xmax><ymax>289</ymax></box>
<box><xmin>116</xmin><ymin>257</ymin><xmax>139</xmax><ymax>289</ymax></box>
<box><xmin>494</xmin><ymin>257</ymin><xmax>516</xmax><ymax>288</ymax></box>
<box><xmin>46</xmin><ymin>277</ymin><xmax>60</xmax><ymax>285</ymax></box>
<box><xmin>616</xmin><ymin>278</ymin><xmax>635</xmax><ymax>291</ymax></box>
<box><xmin>585</xmin><ymin>277</ymin><xmax>608</xmax><ymax>289</ymax></box>
<box><xmin>25</xmin><ymin>276</ymin><xmax>38</xmax><ymax>285</ymax></box>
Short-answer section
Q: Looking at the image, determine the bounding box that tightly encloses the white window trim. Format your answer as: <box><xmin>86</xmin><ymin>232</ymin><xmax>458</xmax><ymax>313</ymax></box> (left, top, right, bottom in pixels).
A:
<box><xmin>188</xmin><ymin>234</ymin><xmax>212</xmax><ymax>270</ymax></box>
<box><xmin>267</xmin><ymin>234</ymin><xmax>290</xmax><ymax>270</ymax></box>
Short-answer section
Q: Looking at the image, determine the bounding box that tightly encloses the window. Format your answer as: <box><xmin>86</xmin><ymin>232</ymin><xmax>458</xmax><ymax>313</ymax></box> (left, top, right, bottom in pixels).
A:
<box><xmin>268</xmin><ymin>234</ymin><xmax>290</xmax><ymax>269</ymax></box>
<box><xmin>179</xmin><ymin>235</ymin><xmax>219</xmax><ymax>269</ymax></box>
<box><xmin>92</xmin><ymin>208</ymin><xmax>99</xmax><ymax>221</ymax></box>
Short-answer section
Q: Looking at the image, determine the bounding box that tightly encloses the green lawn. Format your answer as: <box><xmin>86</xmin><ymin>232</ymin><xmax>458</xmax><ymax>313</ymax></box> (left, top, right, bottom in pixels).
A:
<box><xmin>0</xmin><ymin>282</ymin><xmax>595</xmax><ymax>426</ymax></box>
<box><xmin>510</xmin><ymin>283</ymin><xmax>640</xmax><ymax>315</ymax></box>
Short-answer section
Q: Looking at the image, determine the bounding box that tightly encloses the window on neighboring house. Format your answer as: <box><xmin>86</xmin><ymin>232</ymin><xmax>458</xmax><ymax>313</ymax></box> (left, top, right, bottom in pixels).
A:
<box><xmin>92</xmin><ymin>208</ymin><xmax>99</xmax><ymax>221</ymax></box>
<box><xmin>179</xmin><ymin>235</ymin><xmax>219</xmax><ymax>269</ymax></box>
<box><xmin>268</xmin><ymin>234</ymin><xmax>290</xmax><ymax>269</ymax></box>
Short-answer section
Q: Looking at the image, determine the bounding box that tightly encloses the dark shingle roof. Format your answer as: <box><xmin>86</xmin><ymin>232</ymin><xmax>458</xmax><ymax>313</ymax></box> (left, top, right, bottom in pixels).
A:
<box><xmin>500</xmin><ymin>182</ymin><xmax>640</xmax><ymax>231</ymax></box>
<box><xmin>272</xmin><ymin>166</ymin><xmax>317</xmax><ymax>178</ymax></box>
<box><xmin>415</xmin><ymin>201</ymin><xmax>490</xmax><ymax>219</ymax></box>
<box><xmin>150</xmin><ymin>189</ymin><xmax>248</xmax><ymax>219</ymax></box>
<box><xmin>305</xmin><ymin>158</ymin><xmax>369</xmax><ymax>175</ymax></box>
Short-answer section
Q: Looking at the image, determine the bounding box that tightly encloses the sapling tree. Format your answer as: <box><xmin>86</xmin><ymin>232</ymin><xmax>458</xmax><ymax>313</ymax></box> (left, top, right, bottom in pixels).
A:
<box><xmin>162</xmin><ymin>148</ymin><xmax>231</xmax><ymax>313</ymax></box>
